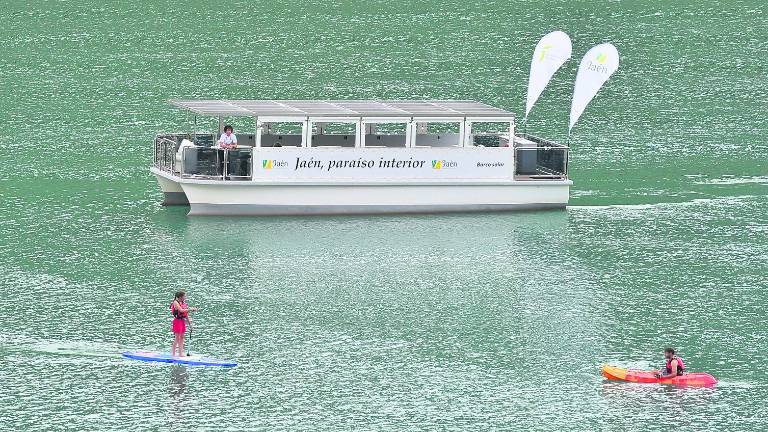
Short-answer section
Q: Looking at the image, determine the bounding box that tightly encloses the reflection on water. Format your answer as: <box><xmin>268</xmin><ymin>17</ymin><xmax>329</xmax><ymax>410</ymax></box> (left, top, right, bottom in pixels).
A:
<box><xmin>600</xmin><ymin>380</ymin><xmax>718</xmax><ymax>400</ymax></box>
<box><xmin>169</xmin><ymin>365</ymin><xmax>189</xmax><ymax>399</ymax></box>
<box><xmin>168</xmin><ymin>365</ymin><xmax>190</xmax><ymax>428</ymax></box>
<box><xmin>598</xmin><ymin>380</ymin><xmax>720</xmax><ymax>427</ymax></box>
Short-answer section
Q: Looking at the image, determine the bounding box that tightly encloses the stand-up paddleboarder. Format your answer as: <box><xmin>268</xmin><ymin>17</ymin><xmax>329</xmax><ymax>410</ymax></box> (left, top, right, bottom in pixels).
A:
<box><xmin>170</xmin><ymin>291</ymin><xmax>198</xmax><ymax>357</ymax></box>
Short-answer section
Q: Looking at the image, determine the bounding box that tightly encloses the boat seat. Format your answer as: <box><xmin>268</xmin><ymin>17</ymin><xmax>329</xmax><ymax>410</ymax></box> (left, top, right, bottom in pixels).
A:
<box><xmin>175</xmin><ymin>139</ymin><xmax>197</xmax><ymax>174</ymax></box>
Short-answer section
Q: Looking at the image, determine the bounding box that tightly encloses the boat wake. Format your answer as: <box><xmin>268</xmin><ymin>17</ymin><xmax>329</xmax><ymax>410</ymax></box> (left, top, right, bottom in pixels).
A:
<box><xmin>694</xmin><ymin>175</ymin><xmax>768</xmax><ymax>185</ymax></box>
<box><xmin>568</xmin><ymin>194</ymin><xmax>764</xmax><ymax>211</ymax></box>
<box><xmin>1</xmin><ymin>339</ymin><xmax>123</xmax><ymax>359</ymax></box>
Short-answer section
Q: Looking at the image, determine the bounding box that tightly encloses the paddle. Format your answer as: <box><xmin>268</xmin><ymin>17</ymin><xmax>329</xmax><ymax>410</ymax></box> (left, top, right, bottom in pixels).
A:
<box><xmin>187</xmin><ymin>327</ymin><xmax>192</xmax><ymax>356</ymax></box>
<box><xmin>186</xmin><ymin>306</ymin><xmax>199</xmax><ymax>357</ymax></box>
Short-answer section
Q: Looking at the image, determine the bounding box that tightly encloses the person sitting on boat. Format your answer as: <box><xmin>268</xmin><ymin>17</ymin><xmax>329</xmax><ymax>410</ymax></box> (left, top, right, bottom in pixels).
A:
<box><xmin>171</xmin><ymin>291</ymin><xmax>198</xmax><ymax>357</ymax></box>
<box><xmin>655</xmin><ymin>347</ymin><xmax>685</xmax><ymax>378</ymax></box>
<box><xmin>218</xmin><ymin>125</ymin><xmax>238</xmax><ymax>149</ymax></box>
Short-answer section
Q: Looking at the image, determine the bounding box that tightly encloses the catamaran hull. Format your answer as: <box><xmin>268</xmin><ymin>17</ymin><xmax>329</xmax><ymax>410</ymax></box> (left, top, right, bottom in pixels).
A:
<box><xmin>153</xmin><ymin>168</ymin><xmax>570</xmax><ymax>216</ymax></box>
<box><xmin>155</xmin><ymin>172</ymin><xmax>189</xmax><ymax>206</ymax></box>
<box><xmin>187</xmin><ymin>201</ymin><xmax>565</xmax><ymax>216</ymax></box>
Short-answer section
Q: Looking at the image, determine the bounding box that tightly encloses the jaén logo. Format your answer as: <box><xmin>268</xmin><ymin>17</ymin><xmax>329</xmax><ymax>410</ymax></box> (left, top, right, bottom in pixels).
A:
<box><xmin>262</xmin><ymin>160</ymin><xmax>288</xmax><ymax>169</ymax></box>
<box><xmin>432</xmin><ymin>160</ymin><xmax>456</xmax><ymax>169</ymax></box>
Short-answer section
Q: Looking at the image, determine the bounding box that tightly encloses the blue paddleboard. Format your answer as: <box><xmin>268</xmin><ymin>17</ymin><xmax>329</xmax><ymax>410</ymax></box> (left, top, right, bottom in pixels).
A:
<box><xmin>122</xmin><ymin>351</ymin><xmax>237</xmax><ymax>367</ymax></box>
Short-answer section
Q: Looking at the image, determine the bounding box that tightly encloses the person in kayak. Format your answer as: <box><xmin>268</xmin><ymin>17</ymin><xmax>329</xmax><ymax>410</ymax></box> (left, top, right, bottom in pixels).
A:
<box><xmin>655</xmin><ymin>347</ymin><xmax>685</xmax><ymax>378</ymax></box>
<box><xmin>171</xmin><ymin>291</ymin><xmax>198</xmax><ymax>357</ymax></box>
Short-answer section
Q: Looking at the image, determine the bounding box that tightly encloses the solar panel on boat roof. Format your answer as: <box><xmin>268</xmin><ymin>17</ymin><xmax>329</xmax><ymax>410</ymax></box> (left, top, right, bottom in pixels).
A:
<box><xmin>436</xmin><ymin>101</ymin><xmax>508</xmax><ymax>114</ymax></box>
<box><xmin>335</xmin><ymin>101</ymin><xmax>409</xmax><ymax>115</ymax></box>
<box><xmin>385</xmin><ymin>101</ymin><xmax>458</xmax><ymax>114</ymax></box>
<box><xmin>235</xmin><ymin>101</ymin><xmax>302</xmax><ymax>113</ymax></box>
<box><xmin>169</xmin><ymin>99</ymin><xmax>514</xmax><ymax>117</ymax></box>
<box><xmin>174</xmin><ymin>100</ymin><xmax>251</xmax><ymax>114</ymax></box>
<box><xmin>283</xmin><ymin>101</ymin><xmax>356</xmax><ymax>114</ymax></box>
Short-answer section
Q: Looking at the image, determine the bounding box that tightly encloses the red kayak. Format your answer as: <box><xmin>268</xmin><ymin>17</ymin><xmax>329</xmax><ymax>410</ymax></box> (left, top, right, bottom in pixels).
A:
<box><xmin>602</xmin><ymin>364</ymin><xmax>717</xmax><ymax>387</ymax></box>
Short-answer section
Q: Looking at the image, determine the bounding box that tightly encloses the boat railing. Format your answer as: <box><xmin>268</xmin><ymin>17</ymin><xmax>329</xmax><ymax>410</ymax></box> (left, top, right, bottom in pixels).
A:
<box><xmin>514</xmin><ymin>134</ymin><xmax>569</xmax><ymax>180</ymax></box>
<box><xmin>153</xmin><ymin>137</ymin><xmax>178</xmax><ymax>173</ymax></box>
<box><xmin>178</xmin><ymin>146</ymin><xmax>253</xmax><ymax>180</ymax></box>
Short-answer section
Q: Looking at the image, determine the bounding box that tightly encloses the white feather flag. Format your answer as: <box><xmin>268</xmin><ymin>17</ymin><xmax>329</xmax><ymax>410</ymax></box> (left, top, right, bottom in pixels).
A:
<box><xmin>525</xmin><ymin>31</ymin><xmax>572</xmax><ymax>121</ymax></box>
<box><xmin>569</xmin><ymin>43</ymin><xmax>619</xmax><ymax>133</ymax></box>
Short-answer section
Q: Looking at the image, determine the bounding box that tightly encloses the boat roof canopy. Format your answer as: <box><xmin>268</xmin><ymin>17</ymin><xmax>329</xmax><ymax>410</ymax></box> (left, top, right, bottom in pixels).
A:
<box><xmin>169</xmin><ymin>99</ymin><xmax>515</xmax><ymax>121</ymax></box>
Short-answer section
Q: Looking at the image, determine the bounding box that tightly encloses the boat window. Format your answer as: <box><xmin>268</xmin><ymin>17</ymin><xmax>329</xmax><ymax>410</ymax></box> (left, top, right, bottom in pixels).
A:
<box><xmin>413</xmin><ymin>122</ymin><xmax>460</xmax><ymax>148</ymax></box>
<box><xmin>313</xmin><ymin>122</ymin><xmax>357</xmax><ymax>148</ymax></box>
<box><xmin>365</xmin><ymin>122</ymin><xmax>407</xmax><ymax>148</ymax></box>
<box><xmin>261</xmin><ymin>122</ymin><xmax>303</xmax><ymax>147</ymax></box>
<box><xmin>470</xmin><ymin>122</ymin><xmax>511</xmax><ymax>148</ymax></box>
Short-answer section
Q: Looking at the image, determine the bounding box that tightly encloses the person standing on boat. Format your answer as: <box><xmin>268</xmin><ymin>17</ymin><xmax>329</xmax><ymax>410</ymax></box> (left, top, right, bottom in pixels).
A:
<box><xmin>655</xmin><ymin>347</ymin><xmax>685</xmax><ymax>378</ymax></box>
<box><xmin>171</xmin><ymin>291</ymin><xmax>198</xmax><ymax>357</ymax></box>
<box><xmin>218</xmin><ymin>125</ymin><xmax>238</xmax><ymax>149</ymax></box>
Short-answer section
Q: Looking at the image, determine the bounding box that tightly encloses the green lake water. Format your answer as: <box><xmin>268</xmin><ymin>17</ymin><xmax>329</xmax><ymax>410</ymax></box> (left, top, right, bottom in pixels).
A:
<box><xmin>1</xmin><ymin>0</ymin><xmax>767</xmax><ymax>430</ymax></box>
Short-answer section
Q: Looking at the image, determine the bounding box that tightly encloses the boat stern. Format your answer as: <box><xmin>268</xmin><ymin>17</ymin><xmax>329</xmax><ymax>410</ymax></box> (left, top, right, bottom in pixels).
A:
<box><xmin>151</xmin><ymin>166</ymin><xmax>189</xmax><ymax>206</ymax></box>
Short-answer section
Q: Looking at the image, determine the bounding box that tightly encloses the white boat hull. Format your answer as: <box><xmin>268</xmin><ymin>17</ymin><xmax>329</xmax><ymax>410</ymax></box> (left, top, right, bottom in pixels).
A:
<box><xmin>155</xmin><ymin>171</ymin><xmax>189</xmax><ymax>205</ymax></box>
<box><xmin>152</xmin><ymin>168</ymin><xmax>570</xmax><ymax>216</ymax></box>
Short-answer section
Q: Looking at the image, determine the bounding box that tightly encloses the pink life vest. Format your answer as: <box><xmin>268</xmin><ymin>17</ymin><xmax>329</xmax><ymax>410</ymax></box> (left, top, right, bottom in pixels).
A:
<box><xmin>665</xmin><ymin>356</ymin><xmax>685</xmax><ymax>375</ymax></box>
<box><xmin>171</xmin><ymin>301</ymin><xmax>187</xmax><ymax>320</ymax></box>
